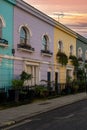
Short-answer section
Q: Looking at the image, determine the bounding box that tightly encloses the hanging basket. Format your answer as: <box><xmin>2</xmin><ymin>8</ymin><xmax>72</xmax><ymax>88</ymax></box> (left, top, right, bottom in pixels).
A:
<box><xmin>56</xmin><ymin>51</ymin><xmax>68</xmax><ymax>66</ymax></box>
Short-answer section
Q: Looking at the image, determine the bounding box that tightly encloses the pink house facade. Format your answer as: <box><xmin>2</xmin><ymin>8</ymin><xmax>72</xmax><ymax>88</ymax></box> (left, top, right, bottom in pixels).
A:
<box><xmin>13</xmin><ymin>0</ymin><xmax>54</xmax><ymax>87</ymax></box>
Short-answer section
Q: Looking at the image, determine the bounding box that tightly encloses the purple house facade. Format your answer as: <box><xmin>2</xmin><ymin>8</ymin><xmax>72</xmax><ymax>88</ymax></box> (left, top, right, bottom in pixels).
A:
<box><xmin>13</xmin><ymin>1</ymin><xmax>54</xmax><ymax>87</ymax></box>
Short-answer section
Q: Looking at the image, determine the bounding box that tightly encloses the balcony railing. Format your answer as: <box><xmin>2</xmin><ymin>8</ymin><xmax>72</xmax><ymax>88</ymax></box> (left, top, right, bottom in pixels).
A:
<box><xmin>17</xmin><ymin>44</ymin><xmax>35</xmax><ymax>53</ymax></box>
<box><xmin>41</xmin><ymin>50</ymin><xmax>53</xmax><ymax>57</ymax></box>
<box><xmin>0</xmin><ymin>38</ymin><xmax>8</xmax><ymax>47</ymax></box>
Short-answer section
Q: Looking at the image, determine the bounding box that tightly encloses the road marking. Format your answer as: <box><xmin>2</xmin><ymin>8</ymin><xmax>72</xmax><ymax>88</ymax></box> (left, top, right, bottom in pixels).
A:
<box><xmin>54</xmin><ymin>114</ymin><xmax>74</xmax><ymax>120</ymax></box>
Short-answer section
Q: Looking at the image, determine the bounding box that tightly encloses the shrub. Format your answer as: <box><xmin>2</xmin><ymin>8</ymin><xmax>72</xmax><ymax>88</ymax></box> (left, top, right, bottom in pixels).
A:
<box><xmin>12</xmin><ymin>79</ymin><xmax>24</xmax><ymax>90</ymax></box>
<box><xmin>35</xmin><ymin>85</ymin><xmax>49</xmax><ymax>98</ymax></box>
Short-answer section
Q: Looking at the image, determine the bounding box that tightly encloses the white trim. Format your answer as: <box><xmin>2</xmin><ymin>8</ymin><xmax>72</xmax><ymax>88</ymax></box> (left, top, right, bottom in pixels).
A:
<box><xmin>25</xmin><ymin>61</ymin><xmax>39</xmax><ymax>66</ymax></box>
<box><xmin>41</xmin><ymin>52</ymin><xmax>52</xmax><ymax>57</ymax></box>
<box><xmin>0</xmin><ymin>15</ymin><xmax>6</xmax><ymax>27</ymax></box>
<box><xmin>0</xmin><ymin>55</ymin><xmax>51</xmax><ymax>64</ymax></box>
<box><xmin>66</xmin><ymin>65</ymin><xmax>74</xmax><ymax>69</ymax></box>
<box><xmin>0</xmin><ymin>43</ymin><xmax>8</xmax><ymax>47</ymax></box>
<box><xmin>18</xmin><ymin>24</ymin><xmax>32</xmax><ymax>36</ymax></box>
<box><xmin>0</xmin><ymin>55</ymin><xmax>61</xmax><ymax>67</ymax></box>
<box><xmin>17</xmin><ymin>47</ymin><xmax>34</xmax><ymax>53</ymax></box>
<box><xmin>41</xmin><ymin>33</ymin><xmax>51</xmax><ymax>44</ymax></box>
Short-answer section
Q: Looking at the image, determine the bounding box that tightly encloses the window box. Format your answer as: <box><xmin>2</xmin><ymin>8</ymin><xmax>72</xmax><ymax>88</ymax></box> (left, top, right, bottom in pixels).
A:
<box><xmin>17</xmin><ymin>44</ymin><xmax>35</xmax><ymax>53</ymax></box>
<box><xmin>41</xmin><ymin>50</ymin><xmax>53</xmax><ymax>57</ymax></box>
<box><xmin>0</xmin><ymin>38</ymin><xmax>8</xmax><ymax>47</ymax></box>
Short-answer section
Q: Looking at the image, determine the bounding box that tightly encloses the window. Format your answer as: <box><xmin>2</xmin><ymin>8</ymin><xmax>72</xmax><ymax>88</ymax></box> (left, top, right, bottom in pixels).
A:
<box><xmin>66</xmin><ymin>69</ymin><xmax>73</xmax><ymax>81</ymax></box>
<box><xmin>85</xmin><ymin>51</ymin><xmax>87</xmax><ymax>60</ymax></box>
<box><xmin>70</xmin><ymin>45</ymin><xmax>73</xmax><ymax>55</ymax></box>
<box><xmin>58</xmin><ymin>40</ymin><xmax>63</xmax><ymax>52</ymax></box>
<box><xmin>78</xmin><ymin>48</ymin><xmax>82</xmax><ymax>58</ymax></box>
<box><xmin>42</xmin><ymin>35</ymin><xmax>49</xmax><ymax>51</ymax></box>
<box><xmin>20</xmin><ymin>26</ymin><xmax>30</xmax><ymax>45</ymax></box>
<box><xmin>47</xmin><ymin>71</ymin><xmax>51</xmax><ymax>87</ymax></box>
<box><xmin>25</xmin><ymin>65</ymin><xmax>39</xmax><ymax>86</ymax></box>
<box><xmin>0</xmin><ymin>19</ymin><xmax>2</xmax><ymax>38</ymax></box>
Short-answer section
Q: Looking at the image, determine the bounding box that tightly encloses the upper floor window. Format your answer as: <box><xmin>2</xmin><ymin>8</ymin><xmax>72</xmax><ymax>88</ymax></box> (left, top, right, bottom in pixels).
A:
<box><xmin>0</xmin><ymin>19</ymin><xmax>2</xmax><ymax>38</ymax></box>
<box><xmin>85</xmin><ymin>50</ymin><xmax>87</xmax><ymax>60</ymax></box>
<box><xmin>58</xmin><ymin>40</ymin><xmax>63</xmax><ymax>52</ymax></box>
<box><xmin>42</xmin><ymin>35</ymin><xmax>49</xmax><ymax>51</ymax></box>
<box><xmin>70</xmin><ymin>45</ymin><xmax>73</xmax><ymax>55</ymax></box>
<box><xmin>78</xmin><ymin>47</ymin><xmax>82</xmax><ymax>58</ymax></box>
<box><xmin>20</xmin><ymin>26</ymin><xmax>30</xmax><ymax>45</ymax></box>
<box><xmin>18</xmin><ymin>26</ymin><xmax>34</xmax><ymax>52</ymax></box>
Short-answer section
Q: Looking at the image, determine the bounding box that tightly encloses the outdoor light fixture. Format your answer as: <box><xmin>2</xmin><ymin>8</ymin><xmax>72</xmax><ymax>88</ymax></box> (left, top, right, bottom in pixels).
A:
<box><xmin>12</xmin><ymin>48</ymin><xmax>15</xmax><ymax>56</ymax></box>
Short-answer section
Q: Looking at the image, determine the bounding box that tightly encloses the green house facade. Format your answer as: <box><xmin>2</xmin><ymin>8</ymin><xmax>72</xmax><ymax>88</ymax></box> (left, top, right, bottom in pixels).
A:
<box><xmin>76</xmin><ymin>33</ymin><xmax>87</xmax><ymax>63</ymax></box>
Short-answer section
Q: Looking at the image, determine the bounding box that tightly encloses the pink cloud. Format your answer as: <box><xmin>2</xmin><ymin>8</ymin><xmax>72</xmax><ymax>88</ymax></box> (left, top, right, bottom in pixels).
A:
<box><xmin>23</xmin><ymin>0</ymin><xmax>87</xmax><ymax>38</ymax></box>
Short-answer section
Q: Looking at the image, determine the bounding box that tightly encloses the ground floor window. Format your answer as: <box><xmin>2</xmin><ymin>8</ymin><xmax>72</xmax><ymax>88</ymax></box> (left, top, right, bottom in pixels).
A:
<box><xmin>25</xmin><ymin>64</ymin><xmax>39</xmax><ymax>86</ymax></box>
<box><xmin>66</xmin><ymin>69</ymin><xmax>73</xmax><ymax>82</ymax></box>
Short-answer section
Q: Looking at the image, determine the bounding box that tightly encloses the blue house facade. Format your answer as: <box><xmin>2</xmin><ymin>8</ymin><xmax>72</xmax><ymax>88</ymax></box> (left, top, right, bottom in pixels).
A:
<box><xmin>0</xmin><ymin>0</ymin><xmax>16</xmax><ymax>90</ymax></box>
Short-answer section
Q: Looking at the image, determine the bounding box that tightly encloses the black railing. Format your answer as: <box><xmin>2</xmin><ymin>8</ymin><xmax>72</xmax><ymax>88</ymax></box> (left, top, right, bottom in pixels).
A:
<box><xmin>17</xmin><ymin>44</ymin><xmax>35</xmax><ymax>51</ymax></box>
<box><xmin>0</xmin><ymin>38</ymin><xmax>8</xmax><ymax>44</ymax></box>
<box><xmin>41</xmin><ymin>50</ymin><xmax>53</xmax><ymax>55</ymax></box>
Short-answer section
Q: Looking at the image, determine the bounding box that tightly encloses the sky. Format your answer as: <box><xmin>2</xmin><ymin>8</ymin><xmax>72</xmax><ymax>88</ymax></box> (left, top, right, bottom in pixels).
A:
<box><xmin>23</xmin><ymin>0</ymin><xmax>87</xmax><ymax>38</ymax></box>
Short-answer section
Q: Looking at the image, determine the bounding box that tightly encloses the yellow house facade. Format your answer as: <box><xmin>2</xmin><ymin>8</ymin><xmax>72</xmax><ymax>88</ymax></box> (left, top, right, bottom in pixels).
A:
<box><xmin>54</xmin><ymin>22</ymin><xmax>77</xmax><ymax>84</ymax></box>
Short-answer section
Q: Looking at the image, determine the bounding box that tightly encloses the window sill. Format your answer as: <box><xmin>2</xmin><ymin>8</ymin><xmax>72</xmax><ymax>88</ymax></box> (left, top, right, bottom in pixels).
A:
<box><xmin>41</xmin><ymin>53</ymin><xmax>53</xmax><ymax>57</ymax></box>
<box><xmin>41</xmin><ymin>51</ymin><xmax>53</xmax><ymax>57</ymax></box>
<box><xmin>17</xmin><ymin>47</ymin><xmax>35</xmax><ymax>53</ymax></box>
<box><xmin>0</xmin><ymin>43</ymin><xmax>8</xmax><ymax>47</ymax></box>
<box><xmin>17</xmin><ymin>44</ymin><xmax>35</xmax><ymax>53</ymax></box>
<box><xmin>0</xmin><ymin>38</ymin><xmax>8</xmax><ymax>47</ymax></box>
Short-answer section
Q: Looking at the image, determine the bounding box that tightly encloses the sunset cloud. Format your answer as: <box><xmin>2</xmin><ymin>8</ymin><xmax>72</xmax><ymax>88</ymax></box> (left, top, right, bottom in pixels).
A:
<box><xmin>23</xmin><ymin>0</ymin><xmax>87</xmax><ymax>38</ymax></box>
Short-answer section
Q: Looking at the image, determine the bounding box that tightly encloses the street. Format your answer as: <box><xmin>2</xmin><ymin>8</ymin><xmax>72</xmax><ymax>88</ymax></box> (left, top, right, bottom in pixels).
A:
<box><xmin>3</xmin><ymin>99</ymin><xmax>87</xmax><ymax>130</ymax></box>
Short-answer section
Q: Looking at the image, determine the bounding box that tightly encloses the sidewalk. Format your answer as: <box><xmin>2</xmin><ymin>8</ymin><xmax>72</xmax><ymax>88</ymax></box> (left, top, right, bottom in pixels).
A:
<box><xmin>0</xmin><ymin>92</ymin><xmax>87</xmax><ymax>129</ymax></box>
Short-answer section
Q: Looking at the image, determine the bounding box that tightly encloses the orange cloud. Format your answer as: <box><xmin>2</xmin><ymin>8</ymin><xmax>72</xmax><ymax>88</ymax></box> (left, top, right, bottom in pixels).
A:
<box><xmin>23</xmin><ymin>0</ymin><xmax>87</xmax><ymax>38</ymax></box>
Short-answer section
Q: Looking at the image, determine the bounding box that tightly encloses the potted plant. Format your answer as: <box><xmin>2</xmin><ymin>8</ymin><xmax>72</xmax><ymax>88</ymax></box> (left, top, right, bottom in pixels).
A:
<box><xmin>69</xmin><ymin>55</ymin><xmax>79</xmax><ymax>67</ymax></box>
<box><xmin>20</xmin><ymin>71</ymin><xmax>32</xmax><ymax>87</ymax></box>
<box><xmin>10</xmin><ymin>79</ymin><xmax>24</xmax><ymax>102</ymax></box>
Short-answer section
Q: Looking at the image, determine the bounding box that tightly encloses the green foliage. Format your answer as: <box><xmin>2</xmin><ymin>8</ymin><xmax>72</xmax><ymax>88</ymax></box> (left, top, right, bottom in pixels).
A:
<box><xmin>66</xmin><ymin>76</ymin><xmax>72</xmax><ymax>83</ymax></box>
<box><xmin>72</xmin><ymin>80</ymin><xmax>79</xmax><ymax>93</ymax></box>
<box><xmin>69</xmin><ymin>55</ymin><xmax>79</xmax><ymax>67</ymax></box>
<box><xmin>20</xmin><ymin>71</ymin><xmax>32</xmax><ymax>81</ymax></box>
<box><xmin>85</xmin><ymin>63</ymin><xmax>87</xmax><ymax>68</ymax></box>
<box><xmin>77</xmin><ymin>69</ymin><xmax>85</xmax><ymax>80</ymax></box>
<box><xmin>35</xmin><ymin>85</ymin><xmax>49</xmax><ymax>98</ymax></box>
<box><xmin>56</xmin><ymin>51</ymin><xmax>68</xmax><ymax>66</ymax></box>
<box><xmin>12</xmin><ymin>79</ymin><xmax>24</xmax><ymax>90</ymax></box>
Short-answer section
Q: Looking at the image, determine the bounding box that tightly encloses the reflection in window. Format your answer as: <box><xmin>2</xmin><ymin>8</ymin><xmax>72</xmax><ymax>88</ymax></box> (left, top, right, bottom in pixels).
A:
<box><xmin>85</xmin><ymin>51</ymin><xmax>87</xmax><ymax>60</ymax></box>
<box><xmin>58</xmin><ymin>40</ymin><xmax>63</xmax><ymax>52</ymax></box>
<box><xmin>20</xmin><ymin>27</ymin><xmax>27</xmax><ymax>44</ymax></box>
<box><xmin>70</xmin><ymin>45</ymin><xmax>73</xmax><ymax>55</ymax></box>
<box><xmin>42</xmin><ymin>35</ymin><xmax>49</xmax><ymax>51</ymax></box>
<box><xmin>78</xmin><ymin>48</ymin><xmax>82</xmax><ymax>58</ymax></box>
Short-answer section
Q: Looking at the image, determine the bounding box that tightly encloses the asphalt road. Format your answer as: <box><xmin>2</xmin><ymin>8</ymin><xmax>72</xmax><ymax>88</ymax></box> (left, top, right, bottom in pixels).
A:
<box><xmin>4</xmin><ymin>99</ymin><xmax>87</xmax><ymax>130</ymax></box>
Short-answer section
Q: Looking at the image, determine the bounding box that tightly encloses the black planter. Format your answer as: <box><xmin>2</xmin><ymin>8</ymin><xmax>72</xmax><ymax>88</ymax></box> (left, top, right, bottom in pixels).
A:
<box><xmin>8</xmin><ymin>89</ymin><xmax>20</xmax><ymax>102</ymax></box>
<box><xmin>0</xmin><ymin>91</ymin><xmax>7</xmax><ymax>103</ymax></box>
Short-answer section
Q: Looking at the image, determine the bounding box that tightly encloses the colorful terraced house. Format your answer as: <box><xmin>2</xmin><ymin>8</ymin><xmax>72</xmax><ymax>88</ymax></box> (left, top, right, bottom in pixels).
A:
<box><xmin>0</xmin><ymin>0</ymin><xmax>87</xmax><ymax>92</ymax></box>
